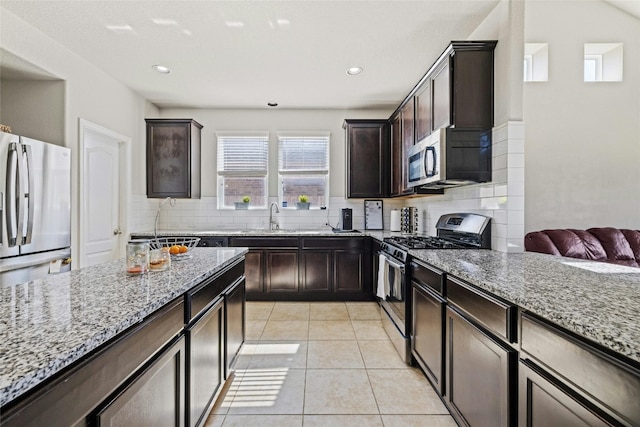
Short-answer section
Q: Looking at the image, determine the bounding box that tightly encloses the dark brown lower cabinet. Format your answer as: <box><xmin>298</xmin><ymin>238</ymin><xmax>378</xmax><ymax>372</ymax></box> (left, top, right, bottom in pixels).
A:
<box><xmin>446</xmin><ymin>307</ymin><xmax>516</xmax><ymax>427</ymax></box>
<box><xmin>520</xmin><ymin>312</ymin><xmax>640</xmax><ymax>426</ymax></box>
<box><xmin>412</xmin><ymin>283</ymin><xmax>445</xmax><ymax>395</ymax></box>
<box><xmin>302</xmin><ymin>250</ymin><xmax>332</xmax><ymax>293</ymax></box>
<box><xmin>186</xmin><ymin>297</ymin><xmax>224</xmax><ymax>427</ymax></box>
<box><xmin>334</xmin><ymin>250</ymin><xmax>363</xmax><ymax>293</ymax></box>
<box><xmin>266</xmin><ymin>250</ymin><xmax>298</xmax><ymax>293</ymax></box>
<box><xmin>96</xmin><ymin>336</ymin><xmax>185</xmax><ymax>427</ymax></box>
<box><xmin>234</xmin><ymin>236</ymin><xmax>371</xmax><ymax>301</ymax></box>
<box><xmin>225</xmin><ymin>278</ymin><xmax>245</xmax><ymax>378</ymax></box>
<box><xmin>518</xmin><ymin>360</ymin><xmax>614</xmax><ymax>427</ymax></box>
<box><xmin>243</xmin><ymin>250</ymin><xmax>263</xmax><ymax>293</ymax></box>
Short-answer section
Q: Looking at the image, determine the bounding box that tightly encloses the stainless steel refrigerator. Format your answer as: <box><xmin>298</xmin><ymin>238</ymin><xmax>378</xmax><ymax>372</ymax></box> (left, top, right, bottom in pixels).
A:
<box><xmin>0</xmin><ymin>131</ymin><xmax>71</xmax><ymax>286</ymax></box>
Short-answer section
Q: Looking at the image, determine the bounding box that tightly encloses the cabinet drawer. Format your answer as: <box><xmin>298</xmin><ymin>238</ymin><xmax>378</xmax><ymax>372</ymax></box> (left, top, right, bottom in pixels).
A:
<box><xmin>301</xmin><ymin>237</ymin><xmax>364</xmax><ymax>250</ymax></box>
<box><xmin>410</xmin><ymin>260</ymin><xmax>443</xmax><ymax>295</ymax></box>
<box><xmin>230</xmin><ymin>237</ymin><xmax>298</xmax><ymax>248</ymax></box>
<box><xmin>187</xmin><ymin>259</ymin><xmax>244</xmax><ymax>323</ymax></box>
<box><xmin>521</xmin><ymin>313</ymin><xmax>640</xmax><ymax>426</ymax></box>
<box><xmin>446</xmin><ymin>276</ymin><xmax>515</xmax><ymax>342</ymax></box>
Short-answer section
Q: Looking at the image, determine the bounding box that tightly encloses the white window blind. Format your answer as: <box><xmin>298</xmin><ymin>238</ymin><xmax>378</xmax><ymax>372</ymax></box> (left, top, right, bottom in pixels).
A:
<box><xmin>218</xmin><ymin>135</ymin><xmax>269</xmax><ymax>175</ymax></box>
<box><xmin>217</xmin><ymin>133</ymin><xmax>269</xmax><ymax>209</ymax></box>
<box><xmin>279</xmin><ymin>136</ymin><xmax>329</xmax><ymax>173</ymax></box>
<box><xmin>278</xmin><ymin>133</ymin><xmax>330</xmax><ymax>208</ymax></box>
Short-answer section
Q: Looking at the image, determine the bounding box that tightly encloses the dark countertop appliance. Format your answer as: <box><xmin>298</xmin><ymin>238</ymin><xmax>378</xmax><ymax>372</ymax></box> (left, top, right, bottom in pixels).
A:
<box><xmin>377</xmin><ymin>213</ymin><xmax>491</xmax><ymax>363</ymax></box>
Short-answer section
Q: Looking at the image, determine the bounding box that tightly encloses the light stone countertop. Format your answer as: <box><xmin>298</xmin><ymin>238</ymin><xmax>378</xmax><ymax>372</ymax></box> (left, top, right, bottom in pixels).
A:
<box><xmin>409</xmin><ymin>249</ymin><xmax>640</xmax><ymax>364</ymax></box>
<box><xmin>0</xmin><ymin>247</ymin><xmax>248</xmax><ymax>407</ymax></box>
<box><xmin>142</xmin><ymin>228</ymin><xmax>640</xmax><ymax>364</ymax></box>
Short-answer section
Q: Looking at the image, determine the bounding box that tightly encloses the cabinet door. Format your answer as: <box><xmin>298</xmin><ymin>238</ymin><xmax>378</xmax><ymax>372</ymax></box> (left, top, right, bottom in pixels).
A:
<box><xmin>225</xmin><ymin>279</ymin><xmax>245</xmax><ymax>378</ymax></box>
<box><xmin>390</xmin><ymin>115</ymin><xmax>402</xmax><ymax>196</ymax></box>
<box><xmin>243</xmin><ymin>250</ymin><xmax>264</xmax><ymax>293</ymax></box>
<box><xmin>452</xmin><ymin>50</ymin><xmax>494</xmax><ymax>129</ymax></box>
<box><xmin>146</xmin><ymin>119</ymin><xmax>202</xmax><ymax>199</ymax></box>
<box><xmin>334</xmin><ymin>251</ymin><xmax>363</xmax><ymax>293</ymax></box>
<box><xmin>187</xmin><ymin>298</ymin><xmax>224</xmax><ymax>427</ymax></box>
<box><xmin>302</xmin><ymin>250</ymin><xmax>332</xmax><ymax>292</ymax></box>
<box><xmin>412</xmin><ymin>284</ymin><xmax>445</xmax><ymax>395</ymax></box>
<box><xmin>519</xmin><ymin>360</ymin><xmax>614</xmax><ymax>427</ymax></box>
<box><xmin>266</xmin><ymin>250</ymin><xmax>298</xmax><ymax>292</ymax></box>
<box><xmin>446</xmin><ymin>307</ymin><xmax>516</xmax><ymax>427</ymax></box>
<box><xmin>432</xmin><ymin>61</ymin><xmax>451</xmax><ymax>130</ymax></box>
<box><xmin>96</xmin><ymin>336</ymin><xmax>185</xmax><ymax>427</ymax></box>
<box><xmin>400</xmin><ymin>100</ymin><xmax>415</xmax><ymax>194</ymax></box>
<box><xmin>415</xmin><ymin>82</ymin><xmax>432</xmax><ymax>142</ymax></box>
<box><xmin>345</xmin><ymin>120</ymin><xmax>390</xmax><ymax>198</ymax></box>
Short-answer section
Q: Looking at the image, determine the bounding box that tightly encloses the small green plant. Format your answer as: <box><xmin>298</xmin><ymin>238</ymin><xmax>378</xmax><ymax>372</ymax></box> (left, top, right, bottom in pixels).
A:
<box><xmin>298</xmin><ymin>195</ymin><xmax>309</xmax><ymax>203</ymax></box>
<box><xmin>242</xmin><ymin>196</ymin><xmax>251</xmax><ymax>203</ymax></box>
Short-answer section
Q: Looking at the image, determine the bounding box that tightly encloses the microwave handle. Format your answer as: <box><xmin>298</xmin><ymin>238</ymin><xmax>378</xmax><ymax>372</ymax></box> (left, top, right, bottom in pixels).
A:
<box><xmin>425</xmin><ymin>146</ymin><xmax>437</xmax><ymax>177</ymax></box>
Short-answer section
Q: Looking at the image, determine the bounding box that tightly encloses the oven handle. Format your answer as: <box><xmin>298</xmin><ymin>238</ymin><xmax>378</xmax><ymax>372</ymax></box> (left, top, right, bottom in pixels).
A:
<box><xmin>378</xmin><ymin>251</ymin><xmax>406</xmax><ymax>272</ymax></box>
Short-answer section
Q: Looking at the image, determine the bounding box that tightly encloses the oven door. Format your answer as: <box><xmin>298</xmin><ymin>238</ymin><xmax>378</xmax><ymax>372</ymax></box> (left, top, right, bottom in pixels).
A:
<box><xmin>378</xmin><ymin>252</ymin><xmax>407</xmax><ymax>330</ymax></box>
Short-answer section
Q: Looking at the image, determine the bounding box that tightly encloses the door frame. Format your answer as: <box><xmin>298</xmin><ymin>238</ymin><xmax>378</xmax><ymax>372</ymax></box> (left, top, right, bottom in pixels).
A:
<box><xmin>78</xmin><ymin>118</ymin><xmax>131</xmax><ymax>268</ymax></box>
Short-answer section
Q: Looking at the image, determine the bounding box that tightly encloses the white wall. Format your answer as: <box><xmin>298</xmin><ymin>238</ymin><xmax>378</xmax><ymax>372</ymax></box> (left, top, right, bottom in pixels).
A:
<box><xmin>523</xmin><ymin>1</ymin><xmax>640</xmax><ymax>231</ymax></box>
<box><xmin>0</xmin><ymin>7</ymin><xmax>154</xmax><ymax>263</ymax></box>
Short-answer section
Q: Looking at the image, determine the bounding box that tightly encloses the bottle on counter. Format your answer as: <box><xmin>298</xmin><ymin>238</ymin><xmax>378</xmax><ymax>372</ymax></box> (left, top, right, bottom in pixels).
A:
<box><xmin>150</xmin><ymin>247</ymin><xmax>171</xmax><ymax>271</ymax></box>
<box><xmin>126</xmin><ymin>239</ymin><xmax>150</xmax><ymax>275</ymax></box>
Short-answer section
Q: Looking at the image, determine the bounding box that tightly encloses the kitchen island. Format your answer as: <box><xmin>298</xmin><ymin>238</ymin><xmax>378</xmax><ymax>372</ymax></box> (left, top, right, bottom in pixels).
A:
<box><xmin>0</xmin><ymin>247</ymin><xmax>247</xmax><ymax>427</ymax></box>
<box><xmin>408</xmin><ymin>248</ymin><xmax>640</xmax><ymax>426</ymax></box>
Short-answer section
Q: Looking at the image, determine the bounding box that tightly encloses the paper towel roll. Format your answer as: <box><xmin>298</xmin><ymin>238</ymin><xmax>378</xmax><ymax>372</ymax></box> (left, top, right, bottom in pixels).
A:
<box><xmin>390</xmin><ymin>209</ymin><xmax>401</xmax><ymax>231</ymax></box>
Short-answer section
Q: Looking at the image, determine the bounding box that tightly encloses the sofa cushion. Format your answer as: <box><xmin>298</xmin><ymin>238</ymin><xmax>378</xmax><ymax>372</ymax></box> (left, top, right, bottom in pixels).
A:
<box><xmin>524</xmin><ymin>228</ymin><xmax>640</xmax><ymax>267</ymax></box>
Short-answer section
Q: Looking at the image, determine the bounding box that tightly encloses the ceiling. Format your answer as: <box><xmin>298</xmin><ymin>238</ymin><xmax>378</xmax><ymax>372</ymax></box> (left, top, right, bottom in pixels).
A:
<box><xmin>0</xmin><ymin>0</ymin><xmax>504</xmax><ymax>110</ymax></box>
<box><xmin>2</xmin><ymin>1</ymin><xmax>638</xmax><ymax>110</ymax></box>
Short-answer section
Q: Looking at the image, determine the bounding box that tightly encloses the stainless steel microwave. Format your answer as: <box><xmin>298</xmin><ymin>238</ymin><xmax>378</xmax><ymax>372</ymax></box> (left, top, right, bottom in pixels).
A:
<box><xmin>407</xmin><ymin>128</ymin><xmax>492</xmax><ymax>189</ymax></box>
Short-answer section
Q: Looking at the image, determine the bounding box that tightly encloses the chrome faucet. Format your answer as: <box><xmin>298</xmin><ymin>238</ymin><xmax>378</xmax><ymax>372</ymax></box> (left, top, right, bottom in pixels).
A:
<box><xmin>269</xmin><ymin>202</ymin><xmax>280</xmax><ymax>230</ymax></box>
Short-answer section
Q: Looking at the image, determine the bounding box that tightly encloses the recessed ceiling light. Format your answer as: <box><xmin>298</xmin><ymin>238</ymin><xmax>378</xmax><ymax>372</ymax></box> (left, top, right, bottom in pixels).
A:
<box><xmin>105</xmin><ymin>24</ymin><xmax>135</xmax><ymax>34</ymax></box>
<box><xmin>346</xmin><ymin>67</ymin><xmax>363</xmax><ymax>76</ymax></box>
<box><xmin>267</xmin><ymin>102</ymin><xmax>278</xmax><ymax>107</ymax></box>
<box><xmin>152</xmin><ymin>65</ymin><xmax>172</xmax><ymax>74</ymax></box>
<box><xmin>225</xmin><ymin>21</ymin><xmax>245</xmax><ymax>28</ymax></box>
<box><xmin>151</xmin><ymin>18</ymin><xmax>178</xmax><ymax>26</ymax></box>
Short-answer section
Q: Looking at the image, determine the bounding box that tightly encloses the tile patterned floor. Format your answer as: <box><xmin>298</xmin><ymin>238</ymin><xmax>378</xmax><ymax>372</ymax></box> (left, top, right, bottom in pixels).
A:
<box><xmin>204</xmin><ymin>302</ymin><xmax>456</xmax><ymax>427</ymax></box>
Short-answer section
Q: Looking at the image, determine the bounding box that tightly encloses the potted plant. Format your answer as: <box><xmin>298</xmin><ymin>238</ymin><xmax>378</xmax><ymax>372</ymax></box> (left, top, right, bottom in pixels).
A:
<box><xmin>296</xmin><ymin>195</ymin><xmax>310</xmax><ymax>210</ymax></box>
<box><xmin>235</xmin><ymin>196</ymin><xmax>250</xmax><ymax>210</ymax></box>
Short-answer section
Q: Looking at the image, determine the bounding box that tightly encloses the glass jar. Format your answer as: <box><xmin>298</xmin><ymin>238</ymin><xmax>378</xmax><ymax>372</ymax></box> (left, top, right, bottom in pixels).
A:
<box><xmin>126</xmin><ymin>239</ymin><xmax>150</xmax><ymax>275</ymax></box>
<box><xmin>150</xmin><ymin>247</ymin><xmax>171</xmax><ymax>271</ymax></box>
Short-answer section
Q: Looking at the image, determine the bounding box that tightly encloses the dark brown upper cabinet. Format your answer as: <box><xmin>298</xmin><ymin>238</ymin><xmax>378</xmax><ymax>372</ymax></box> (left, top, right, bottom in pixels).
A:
<box><xmin>146</xmin><ymin>118</ymin><xmax>203</xmax><ymax>199</ymax></box>
<box><xmin>389</xmin><ymin>114</ymin><xmax>403</xmax><ymax>196</ymax></box>
<box><xmin>344</xmin><ymin>119</ymin><xmax>390</xmax><ymax>198</ymax></box>
<box><xmin>415</xmin><ymin>81</ymin><xmax>432</xmax><ymax>143</ymax></box>
<box><xmin>411</xmin><ymin>41</ymin><xmax>497</xmax><ymax>142</ymax></box>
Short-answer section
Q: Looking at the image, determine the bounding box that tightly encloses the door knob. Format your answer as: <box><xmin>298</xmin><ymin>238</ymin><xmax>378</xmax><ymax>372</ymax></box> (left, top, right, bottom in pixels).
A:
<box><xmin>113</xmin><ymin>228</ymin><xmax>123</xmax><ymax>235</ymax></box>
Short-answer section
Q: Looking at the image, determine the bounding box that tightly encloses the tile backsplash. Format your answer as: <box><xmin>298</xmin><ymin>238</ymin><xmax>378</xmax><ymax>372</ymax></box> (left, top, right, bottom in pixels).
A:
<box><xmin>131</xmin><ymin>121</ymin><xmax>524</xmax><ymax>253</ymax></box>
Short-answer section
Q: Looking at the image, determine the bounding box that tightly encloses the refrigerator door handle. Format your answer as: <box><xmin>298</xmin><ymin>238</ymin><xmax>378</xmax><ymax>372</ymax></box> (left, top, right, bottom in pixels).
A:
<box><xmin>15</xmin><ymin>143</ymin><xmax>25</xmax><ymax>246</ymax></box>
<box><xmin>22</xmin><ymin>144</ymin><xmax>34</xmax><ymax>245</ymax></box>
<box><xmin>6</xmin><ymin>143</ymin><xmax>18</xmax><ymax>247</ymax></box>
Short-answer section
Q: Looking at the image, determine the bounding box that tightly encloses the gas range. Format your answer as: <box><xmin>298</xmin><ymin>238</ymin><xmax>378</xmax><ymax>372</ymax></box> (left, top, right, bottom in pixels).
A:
<box><xmin>383</xmin><ymin>213</ymin><xmax>492</xmax><ymax>252</ymax></box>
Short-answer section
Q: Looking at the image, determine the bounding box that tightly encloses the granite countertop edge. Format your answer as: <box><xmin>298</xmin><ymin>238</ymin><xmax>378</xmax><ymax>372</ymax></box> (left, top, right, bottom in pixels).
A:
<box><xmin>0</xmin><ymin>247</ymin><xmax>248</xmax><ymax>408</ymax></box>
<box><xmin>408</xmin><ymin>249</ymin><xmax>640</xmax><ymax>365</ymax></box>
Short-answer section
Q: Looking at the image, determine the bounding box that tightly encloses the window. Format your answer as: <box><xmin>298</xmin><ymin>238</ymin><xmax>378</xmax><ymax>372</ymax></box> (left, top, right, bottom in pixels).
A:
<box><xmin>217</xmin><ymin>132</ymin><xmax>269</xmax><ymax>209</ymax></box>
<box><xmin>584</xmin><ymin>43</ymin><xmax>623</xmax><ymax>82</ymax></box>
<box><xmin>523</xmin><ymin>43</ymin><xmax>548</xmax><ymax>82</ymax></box>
<box><xmin>278</xmin><ymin>132</ymin><xmax>330</xmax><ymax>208</ymax></box>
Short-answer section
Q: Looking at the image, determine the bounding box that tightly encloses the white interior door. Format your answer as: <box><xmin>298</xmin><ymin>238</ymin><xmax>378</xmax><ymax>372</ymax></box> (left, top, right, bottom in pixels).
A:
<box><xmin>80</xmin><ymin>120</ymin><xmax>129</xmax><ymax>268</ymax></box>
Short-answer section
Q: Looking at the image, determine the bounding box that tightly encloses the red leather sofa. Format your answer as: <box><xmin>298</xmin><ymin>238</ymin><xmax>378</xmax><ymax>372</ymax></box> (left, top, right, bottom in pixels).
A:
<box><xmin>524</xmin><ymin>228</ymin><xmax>640</xmax><ymax>267</ymax></box>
